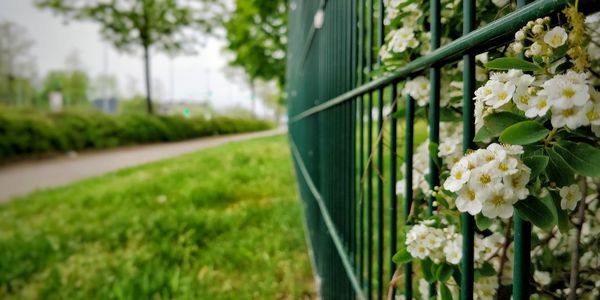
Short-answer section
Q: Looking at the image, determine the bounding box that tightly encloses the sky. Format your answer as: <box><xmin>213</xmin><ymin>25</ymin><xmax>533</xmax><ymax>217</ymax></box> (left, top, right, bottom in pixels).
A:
<box><xmin>0</xmin><ymin>0</ymin><xmax>269</xmax><ymax>114</ymax></box>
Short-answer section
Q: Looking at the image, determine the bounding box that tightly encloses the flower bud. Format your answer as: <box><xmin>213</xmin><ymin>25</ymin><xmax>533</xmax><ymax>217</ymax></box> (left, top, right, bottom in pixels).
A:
<box><xmin>535</xmin><ymin>18</ymin><xmax>544</xmax><ymax>25</ymax></box>
<box><xmin>515</xmin><ymin>30</ymin><xmax>525</xmax><ymax>41</ymax></box>
<box><xmin>532</xmin><ymin>24</ymin><xmax>544</xmax><ymax>34</ymax></box>
<box><xmin>512</xmin><ymin>42</ymin><xmax>523</xmax><ymax>52</ymax></box>
<box><xmin>527</xmin><ymin>21</ymin><xmax>534</xmax><ymax>28</ymax></box>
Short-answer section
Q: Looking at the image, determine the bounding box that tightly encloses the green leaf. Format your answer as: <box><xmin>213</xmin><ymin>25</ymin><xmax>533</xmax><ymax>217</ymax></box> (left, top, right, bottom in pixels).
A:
<box><xmin>553</xmin><ymin>141</ymin><xmax>600</xmax><ymax>177</ymax></box>
<box><xmin>549</xmin><ymin>191</ymin><xmax>570</xmax><ymax>233</ymax></box>
<box><xmin>499</xmin><ymin>121</ymin><xmax>549</xmax><ymax>145</ymax></box>
<box><xmin>514</xmin><ymin>196</ymin><xmax>556</xmax><ymax>231</ymax></box>
<box><xmin>440</xmin><ymin>107</ymin><xmax>462</xmax><ymax>122</ymax></box>
<box><xmin>429</xmin><ymin>142</ymin><xmax>441</xmax><ymax>168</ymax></box>
<box><xmin>546</xmin><ymin>148</ymin><xmax>575</xmax><ymax>186</ymax></box>
<box><xmin>439</xmin><ymin>283</ymin><xmax>453</xmax><ymax>300</ymax></box>
<box><xmin>483</xmin><ymin>112</ymin><xmax>527</xmax><ymax>136</ymax></box>
<box><xmin>392</xmin><ymin>248</ymin><xmax>413</xmax><ymax>264</ymax></box>
<box><xmin>550</xmin><ymin>44</ymin><xmax>569</xmax><ymax>63</ymax></box>
<box><xmin>421</xmin><ymin>259</ymin><xmax>435</xmax><ymax>283</ymax></box>
<box><xmin>478</xmin><ymin>262</ymin><xmax>496</xmax><ymax>277</ymax></box>
<box><xmin>484</xmin><ymin>57</ymin><xmax>543</xmax><ymax>72</ymax></box>
<box><xmin>522</xmin><ymin>155</ymin><xmax>549</xmax><ymax>179</ymax></box>
<box><xmin>435</xmin><ymin>264</ymin><xmax>454</xmax><ymax>282</ymax></box>
<box><xmin>474</xmin><ymin>126</ymin><xmax>493</xmax><ymax>142</ymax></box>
<box><xmin>475</xmin><ymin>214</ymin><xmax>493</xmax><ymax>231</ymax></box>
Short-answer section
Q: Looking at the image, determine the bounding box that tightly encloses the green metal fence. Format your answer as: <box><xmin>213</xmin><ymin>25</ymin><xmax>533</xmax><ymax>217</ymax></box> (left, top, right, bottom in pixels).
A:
<box><xmin>286</xmin><ymin>0</ymin><xmax>597</xmax><ymax>299</ymax></box>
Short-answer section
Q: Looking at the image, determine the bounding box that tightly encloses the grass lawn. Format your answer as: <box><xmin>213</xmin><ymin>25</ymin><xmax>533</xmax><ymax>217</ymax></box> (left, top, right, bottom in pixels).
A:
<box><xmin>0</xmin><ymin>135</ymin><xmax>315</xmax><ymax>299</ymax></box>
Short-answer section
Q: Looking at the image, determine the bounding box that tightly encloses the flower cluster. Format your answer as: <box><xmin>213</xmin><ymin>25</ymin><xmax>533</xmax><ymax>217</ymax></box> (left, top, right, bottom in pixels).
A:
<box><xmin>443</xmin><ymin>143</ymin><xmax>530</xmax><ymax>218</ymax></box>
<box><xmin>474</xmin><ymin>68</ymin><xmax>600</xmax><ymax>130</ymax></box>
<box><xmin>402</xmin><ymin>76</ymin><xmax>429</xmax><ymax>106</ymax></box>
<box><xmin>379</xmin><ymin>0</ymin><xmax>425</xmax><ymax>61</ymax></box>
<box><xmin>405</xmin><ymin>221</ymin><xmax>462</xmax><ymax>264</ymax></box>
<box><xmin>397</xmin><ymin>122</ymin><xmax>463</xmax><ymax>197</ymax></box>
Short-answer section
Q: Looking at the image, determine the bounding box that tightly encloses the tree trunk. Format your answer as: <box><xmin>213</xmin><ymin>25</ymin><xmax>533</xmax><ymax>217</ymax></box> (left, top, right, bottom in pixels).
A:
<box><xmin>143</xmin><ymin>44</ymin><xmax>154</xmax><ymax>114</ymax></box>
<box><xmin>250</xmin><ymin>79</ymin><xmax>256</xmax><ymax>117</ymax></box>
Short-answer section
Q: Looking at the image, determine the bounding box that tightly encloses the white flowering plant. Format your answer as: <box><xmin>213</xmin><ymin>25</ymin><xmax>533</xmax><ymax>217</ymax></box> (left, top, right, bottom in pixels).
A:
<box><xmin>389</xmin><ymin>3</ymin><xmax>600</xmax><ymax>299</ymax></box>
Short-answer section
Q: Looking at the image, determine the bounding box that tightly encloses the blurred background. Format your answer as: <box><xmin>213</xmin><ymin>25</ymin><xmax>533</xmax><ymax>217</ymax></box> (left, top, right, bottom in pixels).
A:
<box><xmin>0</xmin><ymin>1</ymin><xmax>316</xmax><ymax>299</ymax></box>
<box><xmin>0</xmin><ymin>0</ymin><xmax>287</xmax><ymax>119</ymax></box>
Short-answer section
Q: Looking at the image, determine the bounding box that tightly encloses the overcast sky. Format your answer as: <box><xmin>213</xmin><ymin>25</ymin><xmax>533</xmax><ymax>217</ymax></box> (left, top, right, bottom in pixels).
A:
<box><xmin>0</xmin><ymin>0</ymin><xmax>268</xmax><ymax>113</ymax></box>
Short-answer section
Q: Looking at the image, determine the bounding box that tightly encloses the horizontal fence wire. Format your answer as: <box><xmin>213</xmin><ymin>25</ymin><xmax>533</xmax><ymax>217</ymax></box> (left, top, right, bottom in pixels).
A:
<box><xmin>286</xmin><ymin>0</ymin><xmax>600</xmax><ymax>299</ymax></box>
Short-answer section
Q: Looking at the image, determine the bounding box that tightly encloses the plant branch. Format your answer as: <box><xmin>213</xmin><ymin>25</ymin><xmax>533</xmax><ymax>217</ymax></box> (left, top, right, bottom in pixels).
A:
<box><xmin>567</xmin><ymin>176</ymin><xmax>587</xmax><ymax>300</ymax></box>
<box><xmin>497</xmin><ymin>218</ymin><xmax>513</xmax><ymax>286</ymax></box>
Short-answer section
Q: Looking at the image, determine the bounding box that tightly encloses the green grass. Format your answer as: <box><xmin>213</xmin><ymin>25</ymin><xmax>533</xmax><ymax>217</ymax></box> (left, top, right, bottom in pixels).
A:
<box><xmin>0</xmin><ymin>135</ymin><xmax>315</xmax><ymax>300</ymax></box>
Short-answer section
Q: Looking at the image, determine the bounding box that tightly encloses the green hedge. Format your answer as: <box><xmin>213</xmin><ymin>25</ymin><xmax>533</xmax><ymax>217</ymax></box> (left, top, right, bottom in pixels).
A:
<box><xmin>0</xmin><ymin>108</ymin><xmax>274</xmax><ymax>160</ymax></box>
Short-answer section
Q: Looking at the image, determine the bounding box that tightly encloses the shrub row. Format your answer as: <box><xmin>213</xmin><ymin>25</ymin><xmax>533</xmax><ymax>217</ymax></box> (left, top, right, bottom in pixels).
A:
<box><xmin>0</xmin><ymin>108</ymin><xmax>274</xmax><ymax>160</ymax></box>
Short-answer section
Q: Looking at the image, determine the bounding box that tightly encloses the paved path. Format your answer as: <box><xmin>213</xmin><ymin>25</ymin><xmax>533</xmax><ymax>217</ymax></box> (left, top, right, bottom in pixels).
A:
<box><xmin>0</xmin><ymin>127</ymin><xmax>286</xmax><ymax>202</ymax></box>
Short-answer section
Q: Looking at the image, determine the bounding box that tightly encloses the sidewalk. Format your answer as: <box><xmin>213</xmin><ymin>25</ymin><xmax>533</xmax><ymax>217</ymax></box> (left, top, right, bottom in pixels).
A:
<box><xmin>0</xmin><ymin>127</ymin><xmax>286</xmax><ymax>202</ymax></box>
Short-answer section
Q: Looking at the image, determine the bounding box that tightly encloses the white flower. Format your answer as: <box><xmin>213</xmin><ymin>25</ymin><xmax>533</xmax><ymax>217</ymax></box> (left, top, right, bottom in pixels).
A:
<box><xmin>474</xmin><ymin>99</ymin><xmax>487</xmax><ymax>131</ymax></box>
<box><xmin>482</xmin><ymin>189</ymin><xmax>515</xmax><ymax>218</ymax></box>
<box><xmin>584</xmin><ymin>101</ymin><xmax>600</xmax><ymax>125</ymax></box>
<box><xmin>500</xmin><ymin>144</ymin><xmax>524</xmax><ymax>155</ymax></box>
<box><xmin>395</xmin><ymin>180</ymin><xmax>405</xmax><ymax>196</ymax></box>
<box><xmin>503</xmin><ymin>164</ymin><xmax>531</xmax><ymax>201</ymax></box>
<box><xmin>512</xmin><ymin>74</ymin><xmax>535</xmax><ymax>111</ymax></box>
<box><xmin>403</xmin><ymin>76</ymin><xmax>430</xmax><ymax>106</ymax></box>
<box><xmin>443</xmin><ymin>237</ymin><xmax>462</xmax><ymax>264</ymax></box>
<box><xmin>379</xmin><ymin>45</ymin><xmax>392</xmax><ymax>60</ymax></box>
<box><xmin>388</xmin><ymin>27</ymin><xmax>419</xmax><ymax>53</ymax></box>
<box><xmin>543</xmin><ymin>74</ymin><xmax>589</xmax><ymax>109</ymax></box>
<box><xmin>550</xmin><ymin>104</ymin><xmax>589</xmax><ymax>129</ymax></box>
<box><xmin>456</xmin><ymin>185</ymin><xmax>483</xmax><ymax>215</ymax></box>
<box><xmin>468</xmin><ymin>166</ymin><xmax>502</xmax><ymax>192</ymax></box>
<box><xmin>439</xmin><ymin>139</ymin><xmax>459</xmax><ymax>157</ymax></box>
<box><xmin>485</xmin><ymin>80</ymin><xmax>516</xmax><ymax>109</ymax></box>
<box><xmin>419</xmin><ymin>279</ymin><xmax>429</xmax><ymax>300</ymax></box>
<box><xmin>524</xmin><ymin>93</ymin><xmax>550</xmax><ymax>118</ymax></box>
<box><xmin>534</xmin><ymin>270</ymin><xmax>552</xmax><ymax>286</ymax></box>
<box><xmin>530</xmin><ymin>42</ymin><xmax>543</xmax><ymax>55</ymax></box>
<box><xmin>492</xmin><ymin>156</ymin><xmax>519</xmax><ymax>177</ymax></box>
<box><xmin>474</xmin><ymin>277</ymin><xmax>499</xmax><ymax>299</ymax></box>
<box><xmin>543</xmin><ymin>26</ymin><xmax>568</xmax><ymax>48</ymax></box>
<box><xmin>484</xmin><ymin>144</ymin><xmax>509</xmax><ymax>166</ymax></box>
<box><xmin>444</xmin><ymin>159</ymin><xmax>471</xmax><ymax>192</ymax></box>
<box><xmin>475</xmin><ymin>66</ymin><xmax>488</xmax><ymax>82</ymax></box>
<box><xmin>474</xmin><ymin>82</ymin><xmax>494</xmax><ymax>103</ymax></box>
<box><xmin>560</xmin><ymin>184</ymin><xmax>582</xmax><ymax>211</ymax></box>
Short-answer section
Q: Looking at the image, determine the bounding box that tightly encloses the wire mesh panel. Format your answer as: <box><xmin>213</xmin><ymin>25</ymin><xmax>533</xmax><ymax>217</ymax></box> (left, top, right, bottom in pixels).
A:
<box><xmin>287</xmin><ymin>0</ymin><xmax>600</xmax><ymax>299</ymax></box>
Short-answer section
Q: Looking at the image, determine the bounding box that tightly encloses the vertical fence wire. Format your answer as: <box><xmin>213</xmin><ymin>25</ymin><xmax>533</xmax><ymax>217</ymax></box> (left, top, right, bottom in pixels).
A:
<box><xmin>345</xmin><ymin>0</ymin><xmax>357</xmax><ymax>298</ymax></box>
<box><xmin>404</xmin><ymin>92</ymin><xmax>415</xmax><ymax>299</ymax></box>
<box><xmin>460</xmin><ymin>0</ymin><xmax>476</xmax><ymax>299</ymax></box>
<box><xmin>513</xmin><ymin>4</ymin><xmax>532</xmax><ymax>299</ymax></box>
<box><xmin>428</xmin><ymin>0</ymin><xmax>441</xmax><ymax>296</ymax></box>
<box><xmin>357</xmin><ymin>0</ymin><xmax>366</xmax><ymax>289</ymax></box>
<box><xmin>389</xmin><ymin>82</ymin><xmax>398</xmax><ymax>292</ymax></box>
<box><xmin>376</xmin><ymin>1</ymin><xmax>385</xmax><ymax>299</ymax></box>
<box><xmin>366</xmin><ymin>0</ymin><xmax>374</xmax><ymax>297</ymax></box>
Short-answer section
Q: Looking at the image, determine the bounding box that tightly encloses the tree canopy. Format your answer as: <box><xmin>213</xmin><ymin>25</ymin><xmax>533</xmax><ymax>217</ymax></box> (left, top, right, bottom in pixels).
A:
<box><xmin>36</xmin><ymin>0</ymin><xmax>225</xmax><ymax>113</ymax></box>
<box><xmin>223</xmin><ymin>0</ymin><xmax>287</xmax><ymax>90</ymax></box>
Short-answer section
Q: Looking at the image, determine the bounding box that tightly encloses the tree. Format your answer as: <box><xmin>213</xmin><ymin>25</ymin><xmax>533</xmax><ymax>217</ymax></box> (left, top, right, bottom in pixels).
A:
<box><xmin>36</xmin><ymin>0</ymin><xmax>224</xmax><ymax>114</ymax></box>
<box><xmin>0</xmin><ymin>21</ymin><xmax>37</xmax><ymax>106</ymax></box>
<box><xmin>40</xmin><ymin>70</ymin><xmax>90</xmax><ymax>107</ymax></box>
<box><xmin>222</xmin><ymin>0</ymin><xmax>287</xmax><ymax>107</ymax></box>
